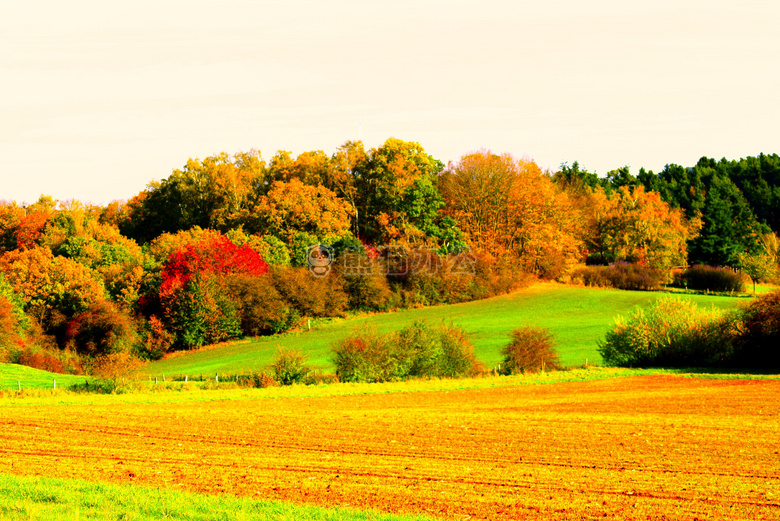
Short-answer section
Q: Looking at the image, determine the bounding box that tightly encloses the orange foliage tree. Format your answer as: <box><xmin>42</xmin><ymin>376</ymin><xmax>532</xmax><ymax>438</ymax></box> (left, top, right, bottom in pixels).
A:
<box><xmin>591</xmin><ymin>186</ymin><xmax>700</xmax><ymax>269</ymax></box>
<box><xmin>0</xmin><ymin>202</ymin><xmax>26</xmax><ymax>252</ymax></box>
<box><xmin>439</xmin><ymin>150</ymin><xmax>584</xmax><ymax>278</ymax></box>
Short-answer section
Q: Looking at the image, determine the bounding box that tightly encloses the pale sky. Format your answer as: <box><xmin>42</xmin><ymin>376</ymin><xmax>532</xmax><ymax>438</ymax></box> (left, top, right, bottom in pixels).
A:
<box><xmin>2</xmin><ymin>0</ymin><xmax>778</xmax><ymax>205</ymax></box>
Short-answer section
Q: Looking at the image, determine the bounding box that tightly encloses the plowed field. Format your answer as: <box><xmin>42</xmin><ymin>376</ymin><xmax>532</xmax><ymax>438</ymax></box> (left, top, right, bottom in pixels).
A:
<box><xmin>2</xmin><ymin>375</ymin><xmax>779</xmax><ymax>520</ymax></box>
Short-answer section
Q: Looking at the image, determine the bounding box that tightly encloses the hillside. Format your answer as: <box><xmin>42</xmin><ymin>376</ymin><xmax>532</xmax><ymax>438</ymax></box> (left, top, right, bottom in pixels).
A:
<box><xmin>146</xmin><ymin>283</ymin><xmax>745</xmax><ymax>377</ymax></box>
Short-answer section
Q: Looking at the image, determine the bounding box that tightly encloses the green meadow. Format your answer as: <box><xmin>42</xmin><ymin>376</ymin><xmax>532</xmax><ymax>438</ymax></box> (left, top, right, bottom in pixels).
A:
<box><xmin>144</xmin><ymin>283</ymin><xmax>746</xmax><ymax>378</ymax></box>
<box><xmin>0</xmin><ymin>363</ymin><xmax>87</xmax><ymax>392</ymax></box>
<box><xmin>0</xmin><ymin>473</ymin><xmax>435</xmax><ymax>521</ymax></box>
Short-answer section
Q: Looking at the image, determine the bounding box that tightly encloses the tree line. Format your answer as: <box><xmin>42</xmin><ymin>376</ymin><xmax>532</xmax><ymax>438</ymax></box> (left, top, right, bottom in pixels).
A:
<box><xmin>1</xmin><ymin>138</ymin><xmax>778</xmax><ymax>375</ymax></box>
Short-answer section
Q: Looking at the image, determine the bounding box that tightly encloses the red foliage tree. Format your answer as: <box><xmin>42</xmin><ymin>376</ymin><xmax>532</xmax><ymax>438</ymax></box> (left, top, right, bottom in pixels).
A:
<box><xmin>156</xmin><ymin>234</ymin><xmax>269</xmax><ymax>349</ymax></box>
<box><xmin>15</xmin><ymin>211</ymin><xmax>51</xmax><ymax>250</ymax></box>
<box><xmin>160</xmin><ymin>235</ymin><xmax>268</xmax><ymax>294</ymax></box>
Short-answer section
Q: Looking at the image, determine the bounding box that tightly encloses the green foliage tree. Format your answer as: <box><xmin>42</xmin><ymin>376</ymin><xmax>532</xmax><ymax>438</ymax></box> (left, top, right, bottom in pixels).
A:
<box><xmin>737</xmin><ymin>252</ymin><xmax>776</xmax><ymax>295</ymax></box>
<box><xmin>687</xmin><ymin>173</ymin><xmax>767</xmax><ymax>266</ymax></box>
<box><xmin>354</xmin><ymin>138</ymin><xmax>463</xmax><ymax>249</ymax></box>
<box><xmin>635</xmin><ymin>156</ymin><xmax>775</xmax><ymax>267</ymax></box>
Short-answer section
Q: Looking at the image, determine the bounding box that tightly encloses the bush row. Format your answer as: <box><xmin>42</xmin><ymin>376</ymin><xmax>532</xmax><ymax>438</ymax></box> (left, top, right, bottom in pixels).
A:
<box><xmin>332</xmin><ymin>321</ymin><xmax>561</xmax><ymax>383</ymax></box>
<box><xmin>599</xmin><ymin>290</ymin><xmax>780</xmax><ymax>368</ymax></box>
<box><xmin>670</xmin><ymin>264</ymin><xmax>745</xmax><ymax>293</ymax></box>
<box><xmin>570</xmin><ymin>262</ymin><xmax>666</xmax><ymax>291</ymax></box>
<box><xmin>332</xmin><ymin>322</ymin><xmax>483</xmax><ymax>383</ymax></box>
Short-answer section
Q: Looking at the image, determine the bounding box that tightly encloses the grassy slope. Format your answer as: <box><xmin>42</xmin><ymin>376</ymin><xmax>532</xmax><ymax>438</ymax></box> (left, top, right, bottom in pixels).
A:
<box><xmin>0</xmin><ymin>363</ymin><xmax>87</xmax><ymax>391</ymax></box>
<box><xmin>0</xmin><ymin>473</ymin><xmax>435</xmax><ymax>521</ymax></box>
<box><xmin>146</xmin><ymin>283</ymin><xmax>746</xmax><ymax>377</ymax></box>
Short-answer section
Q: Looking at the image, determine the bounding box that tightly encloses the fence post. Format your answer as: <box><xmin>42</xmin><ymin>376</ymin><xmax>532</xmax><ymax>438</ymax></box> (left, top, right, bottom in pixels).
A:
<box><xmin>17</xmin><ymin>381</ymin><xmax>21</xmax><ymax>392</ymax></box>
<box><xmin>162</xmin><ymin>374</ymin><xmax>165</xmax><ymax>382</ymax></box>
<box><xmin>215</xmin><ymin>373</ymin><xmax>219</xmax><ymax>383</ymax></box>
<box><xmin>155</xmin><ymin>377</ymin><xmax>158</xmax><ymax>384</ymax></box>
<box><xmin>185</xmin><ymin>375</ymin><xmax>188</xmax><ymax>383</ymax></box>
<box><xmin>53</xmin><ymin>379</ymin><xmax>56</xmax><ymax>390</ymax></box>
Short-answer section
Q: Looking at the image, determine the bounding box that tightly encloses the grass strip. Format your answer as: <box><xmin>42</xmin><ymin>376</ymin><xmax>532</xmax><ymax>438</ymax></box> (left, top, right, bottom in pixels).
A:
<box><xmin>0</xmin><ymin>473</ymin><xmax>436</xmax><ymax>521</ymax></box>
<box><xmin>3</xmin><ymin>366</ymin><xmax>779</xmax><ymax>408</ymax></box>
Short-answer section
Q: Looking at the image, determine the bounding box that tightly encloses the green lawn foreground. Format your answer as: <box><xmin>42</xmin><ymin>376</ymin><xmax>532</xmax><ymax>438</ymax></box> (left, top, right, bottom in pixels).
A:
<box><xmin>146</xmin><ymin>283</ymin><xmax>745</xmax><ymax>378</ymax></box>
<box><xmin>0</xmin><ymin>473</ymin><xmax>435</xmax><ymax>521</ymax></box>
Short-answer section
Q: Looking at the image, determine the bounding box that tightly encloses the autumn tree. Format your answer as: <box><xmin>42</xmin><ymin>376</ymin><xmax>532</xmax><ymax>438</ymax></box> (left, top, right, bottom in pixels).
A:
<box><xmin>354</xmin><ymin>138</ymin><xmax>463</xmax><ymax>250</ymax></box>
<box><xmin>592</xmin><ymin>186</ymin><xmax>700</xmax><ymax>270</ymax></box>
<box><xmin>120</xmin><ymin>150</ymin><xmax>266</xmax><ymax>242</ymax></box>
<box><xmin>0</xmin><ymin>247</ymin><xmax>106</xmax><ymax>320</ymax></box>
<box><xmin>325</xmin><ymin>141</ymin><xmax>367</xmax><ymax>237</ymax></box>
<box><xmin>152</xmin><ymin>233</ymin><xmax>269</xmax><ymax>349</ymax></box>
<box><xmin>267</xmin><ymin>149</ymin><xmax>331</xmax><ymax>187</ymax></box>
<box><xmin>738</xmin><ymin>233</ymin><xmax>780</xmax><ymax>294</ymax></box>
<box><xmin>0</xmin><ymin>273</ymin><xmax>29</xmax><ymax>360</ymax></box>
<box><xmin>738</xmin><ymin>252</ymin><xmax>776</xmax><ymax>295</ymax></box>
<box><xmin>439</xmin><ymin>150</ymin><xmax>583</xmax><ymax>277</ymax></box>
<box><xmin>254</xmin><ymin>178</ymin><xmax>353</xmax><ymax>243</ymax></box>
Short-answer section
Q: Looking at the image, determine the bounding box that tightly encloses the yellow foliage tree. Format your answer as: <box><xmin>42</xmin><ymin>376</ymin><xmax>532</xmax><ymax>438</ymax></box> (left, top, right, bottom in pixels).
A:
<box><xmin>255</xmin><ymin>179</ymin><xmax>352</xmax><ymax>242</ymax></box>
<box><xmin>0</xmin><ymin>247</ymin><xmax>106</xmax><ymax>319</ymax></box>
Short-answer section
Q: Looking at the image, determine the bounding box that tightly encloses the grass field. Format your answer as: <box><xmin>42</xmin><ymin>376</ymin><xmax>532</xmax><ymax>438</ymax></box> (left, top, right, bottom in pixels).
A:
<box><xmin>2</xmin><ymin>374</ymin><xmax>778</xmax><ymax>520</ymax></box>
<box><xmin>145</xmin><ymin>283</ymin><xmax>747</xmax><ymax>378</ymax></box>
<box><xmin>0</xmin><ymin>363</ymin><xmax>87</xmax><ymax>392</ymax></box>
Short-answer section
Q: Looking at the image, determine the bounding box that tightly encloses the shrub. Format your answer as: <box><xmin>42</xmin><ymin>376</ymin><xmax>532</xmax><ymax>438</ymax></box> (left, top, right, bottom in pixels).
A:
<box><xmin>92</xmin><ymin>351</ymin><xmax>146</xmax><ymax>383</ymax></box>
<box><xmin>339</xmin><ymin>259</ymin><xmax>393</xmax><ymax>311</ymax></box>
<box><xmin>501</xmin><ymin>326</ymin><xmax>560</xmax><ymax>374</ymax></box>
<box><xmin>332</xmin><ymin>329</ymin><xmax>393</xmax><ymax>383</ymax></box>
<box><xmin>405</xmin><ymin>271</ymin><xmax>445</xmax><ymax>307</ymax></box>
<box><xmin>672</xmin><ymin>265</ymin><xmax>744</xmax><ymax>293</ymax></box>
<box><xmin>273</xmin><ymin>266</ymin><xmax>348</xmax><ymax>318</ymax></box>
<box><xmin>271</xmin><ymin>346</ymin><xmax>310</xmax><ymax>385</ymax></box>
<box><xmin>64</xmin><ymin>300</ymin><xmax>139</xmax><ymax>357</ymax></box>
<box><xmin>438</xmin><ymin>323</ymin><xmax>484</xmax><ymax>377</ymax></box>
<box><xmin>598</xmin><ymin>297</ymin><xmax>736</xmax><ymax>367</ymax></box>
<box><xmin>289</xmin><ymin>231</ymin><xmax>320</xmax><ymax>267</ymax></box>
<box><xmin>571</xmin><ymin>263</ymin><xmax>666</xmax><ymax>291</ymax></box>
<box><xmin>733</xmin><ymin>290</ymin><xmax>780</xmax><ymax>366</ymax></box>
<box><xmin>224</xmin><ymin>273</ymin><xmax>292</xmax><ymax>335</ymax></box>
<box><xmin>236</xmin><ymin>371</ymin><xmax>278</xmax><ymax>388</ymax></box>
<box><xmin>332</xmin><ymin>321</ymin><xmax>480</xmax><ymax>383</ymax></box>
<box><xmin>392</xmin><ymin>321</ymin><xmax>443</xmax><ymax>377</ymax></box>
<box><xmin>17</xmin><ymin>347</ymin><xmax>64</xmax><ymax>374</ymax></box>
<box><xmin>302</xmin><ymin>372</ymin><xmax>339</xmax><ymax>385</ymax></box>
<box><xmin>607</xmin><ymin>262</ymin><xmax>666</xmax><ymax>290</ymax></box>
<box><xmin>570</xmin><ymin>265</ymin><xmax>612</xmax><ymax>288</ymax></box>
<box><xmin>0</xmin><ymin>296</ymin><xmax>24</xmax><ymax>362</ymax></box>
<box><xmin>138</xmin><ymin>315</ymin><xmax>174</xmax><ymax>360</ymax></box>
